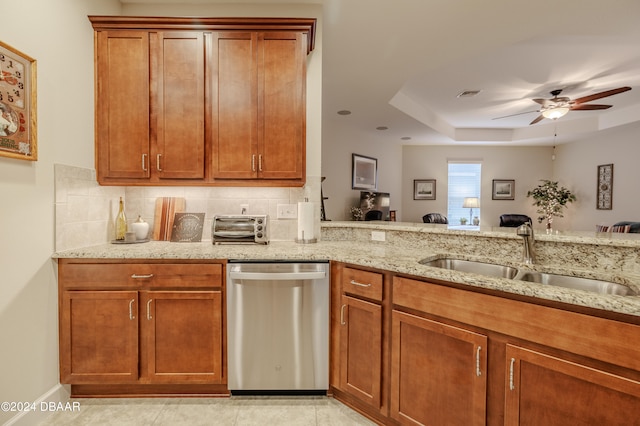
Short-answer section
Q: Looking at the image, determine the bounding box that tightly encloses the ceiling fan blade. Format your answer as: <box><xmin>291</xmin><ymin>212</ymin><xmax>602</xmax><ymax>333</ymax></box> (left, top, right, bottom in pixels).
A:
<box><xmin>492</xmin><ymin>110</ymin><xmax>539</xmax><ymax>120</ymax></box>
<box><xmin>573</xmin><ymin>86</ymin><xmax>631</xmax><ymax>104</ymax></box>
<box><xmin>570</xmin><ymin>104</ymin><xmax>612</xmax><ymax>111</ymax></box>
<box><xmin>532</xmin><ymin>98</ymin><xmax>548</xmax><ymax>105</ymax></box>
<box><xmin>529</xmin><ymin>115</ymin><xmax>545</xmax><ymax>125</ymax></box>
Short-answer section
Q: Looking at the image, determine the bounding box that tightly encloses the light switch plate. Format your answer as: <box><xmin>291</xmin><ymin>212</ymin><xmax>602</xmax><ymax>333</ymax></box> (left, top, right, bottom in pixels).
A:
<box><xmin>277</xmin><ymin>204</ymin><xmax>297</xmax><ymax>219</ymax></box>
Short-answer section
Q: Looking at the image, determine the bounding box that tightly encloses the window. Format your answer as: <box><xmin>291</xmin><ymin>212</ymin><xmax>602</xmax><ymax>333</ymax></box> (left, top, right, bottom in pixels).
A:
<box><xmin>448</xmin><ymin>162</ymin><xmax>481</xmax><ymax>225</ymax></box>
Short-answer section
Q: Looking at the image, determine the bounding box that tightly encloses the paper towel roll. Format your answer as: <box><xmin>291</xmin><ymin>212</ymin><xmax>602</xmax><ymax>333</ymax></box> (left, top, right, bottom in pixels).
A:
<box><xmin>297</xmin><ymin>201</ymin><xmax>316</xmax><ymax>243</ymax></box>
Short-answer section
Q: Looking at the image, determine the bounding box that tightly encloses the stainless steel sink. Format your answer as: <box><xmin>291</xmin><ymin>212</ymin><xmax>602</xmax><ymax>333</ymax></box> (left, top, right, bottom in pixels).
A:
<box><xmin>420</xmin><ymin>258</ymin><xmax>519</xmax><ymax>279</ymax></box>
<box><xmin>515</xmin><ymin>271</ymin><xmax>637</xmax><ymax>296</ymax></box>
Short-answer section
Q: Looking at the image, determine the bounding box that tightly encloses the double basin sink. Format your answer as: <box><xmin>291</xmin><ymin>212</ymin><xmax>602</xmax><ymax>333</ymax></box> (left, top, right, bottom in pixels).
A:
<box><xmin>420</xmin><ymin>258</ymin><xmax>637</xmax><ymax>296</ymax></box>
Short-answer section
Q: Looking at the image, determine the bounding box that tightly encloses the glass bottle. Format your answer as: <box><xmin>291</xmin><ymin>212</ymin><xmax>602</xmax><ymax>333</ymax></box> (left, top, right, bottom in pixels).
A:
<box><xmin>115</xmin><ymin>197</ymin><xmax>127</xmax><ymax>240</ymax></box>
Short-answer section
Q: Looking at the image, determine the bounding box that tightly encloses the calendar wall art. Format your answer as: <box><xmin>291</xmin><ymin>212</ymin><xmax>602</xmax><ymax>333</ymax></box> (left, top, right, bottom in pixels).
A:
<box><xmin>0</xmin><ymin>40</ymin><xmax>37</xmax><ymax>161</ymax></box>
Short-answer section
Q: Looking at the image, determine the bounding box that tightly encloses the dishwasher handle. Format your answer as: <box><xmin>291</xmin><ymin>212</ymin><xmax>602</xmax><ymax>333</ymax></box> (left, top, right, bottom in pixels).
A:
<box><xmin>229</xmin><ymin>271</ymin><xmax>326</xmax><ymax>281</ymax></box>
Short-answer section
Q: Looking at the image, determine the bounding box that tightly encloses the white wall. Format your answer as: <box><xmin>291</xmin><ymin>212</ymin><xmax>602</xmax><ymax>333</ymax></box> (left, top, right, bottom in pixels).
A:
<box><xmin>0</xmin><ymin>0</ymin><xmax>121</xmax><ymax>424</ymax></box>
<box><xmin>554</xmin><ymin>121</ymin><xmax>640</xmax><ymax>231</ymax></box>
<box><xmin>401</xmin><ymin>145</ymin><xmax>555</xmax><ymax>227</ymax></box>
<box><xmin>321</xmin><ymin>125</ymin><xmax>404</xmax><ymax>221</ymax></box>
<box><xmin>323</xmin><ymin>120</ymin><xmax>639</xmax><ymax>231</ymax></box>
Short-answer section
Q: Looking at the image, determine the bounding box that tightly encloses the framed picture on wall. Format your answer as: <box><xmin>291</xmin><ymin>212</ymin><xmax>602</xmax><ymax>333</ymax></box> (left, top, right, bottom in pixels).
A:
<box><xmin>492</xmin><ymin>179</ymin><xmax>515</xmax><ymax>200</ymax></box>
<box><xmin>414</xmin><ymin>179</ymin><xmax>436</xmax><ymax>200</ymax></box>
<box><xmin>352</xmin><ymin>153</ymin><xmax>378</xmax><ymax>190</ymax></box>
<box><xmin>597</xmin><ymin>164</ymin><xmax>613</xmax><ymax>210</ymax></box>
<box><xmin>0</xmin><ymin>41</ymin><xmax>37</xmax><ymax>161</ymax></box>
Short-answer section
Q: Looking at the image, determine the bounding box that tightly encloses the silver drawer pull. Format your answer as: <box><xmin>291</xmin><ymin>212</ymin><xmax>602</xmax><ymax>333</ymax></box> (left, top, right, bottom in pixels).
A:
<box><xmin>350</xmin><ymin>279</ymin><xmax>372</xmax><ymax>288</ymax></box>
<box><xmin>129</xmin><ymin>299</ymin><xmax>135</xmax><ymax>320</ymax></box>
<box><xmin>147</xmin><ymin>299</ymin><xmax>153</xmax><ymax>320</ymax></box>
<box><xmin>340</xmin><ymin>304</ymin><xmax>346</xmax><ymax>325</ymax></box>
<box><xmin>509</xmin><ymin>357</ymin><xmax>516</xmax><ymax>391</ymax></box>
<box><xmin>131</xmin><ymin>274</ymin><xmax>154</xmax><ymax>279</ymax></box>
<box><xmin>476</xmin><ymin>346</ymin><xmax>482</xmax><ymax>377</ymax></box>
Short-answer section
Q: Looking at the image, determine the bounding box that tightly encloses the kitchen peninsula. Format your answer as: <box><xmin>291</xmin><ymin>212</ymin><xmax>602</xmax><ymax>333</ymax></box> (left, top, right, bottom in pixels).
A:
<box><xmin>54</xmin><ymin>222</ymin><xmax>640</xmax><ymax>425</ymax></box>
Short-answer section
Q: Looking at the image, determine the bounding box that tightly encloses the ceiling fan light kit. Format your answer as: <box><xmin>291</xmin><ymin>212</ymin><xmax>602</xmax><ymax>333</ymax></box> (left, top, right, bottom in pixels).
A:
<box><xmin>494</xmin><ymin>86</ymin><xmax>632</xmax><ymax>125</ymax></box>
<box><xmin>542</xmin><ymin>106</ymin><xmax>570</xmax><ymax>120</ymax></box>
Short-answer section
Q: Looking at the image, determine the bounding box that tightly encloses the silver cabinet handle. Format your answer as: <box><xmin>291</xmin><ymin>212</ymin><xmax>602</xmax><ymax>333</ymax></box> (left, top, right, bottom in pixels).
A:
<box><xmin>476</xmin><ymin>346</ymin><xmax>482</xmax><ymax>377</ymax></box>
<box><xmin>509</xmin><ymin>357</ymin><xmax>516</xmax><ymax>391</ymax></box>
<box><xmin>142</xmin><ymin>153</ymin><xmax>148</xmax><ymax>171</ymax></box>
<box><xmin>129</xmin><ymin>299</ymin><xmax>135</xmax><ymax>320</ymax></box>
<box><xmin>251</xmin><ymin>154</ymin><xmax>256</xmax><ymax>172</ymax></box>
<box><xmin>340</xmin><ymin>304</ymin><xmax>346</xmax><ymax>325</ymax></box>
<box><xmin>146</xmin><ymin>299</ymin><xmax>153</xmax><ymax>320</ymax></box>
<box><xmin>156</xmin><ymin>154</ymin><xmax>162</xmax><ymax>171</ymax></box>
<box><xmin>131</xmin><ymin>274</ymin><xmax>154</xmax><ymax>279</ymax></box>
<box><xmin>349</xmin><ymin>280</ymin><xmax>372</xmax><ymax>288</ymax></box>
<box><xmin>258</xmin><ymin>154</ymin><xmax>263</xmax><ymax>172</ymax></box>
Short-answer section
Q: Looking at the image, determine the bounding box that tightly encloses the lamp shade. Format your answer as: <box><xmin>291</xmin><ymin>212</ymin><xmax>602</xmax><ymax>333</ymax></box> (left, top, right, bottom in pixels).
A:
<box><xmin>462</xmin><ymin>197</ymin><xmax>480</xmax><ymax>208</ymax></box>
<box><xmin>542</xmin><ymin>106</ymin><xmax>569</xmax><ymax>120</ymax></box>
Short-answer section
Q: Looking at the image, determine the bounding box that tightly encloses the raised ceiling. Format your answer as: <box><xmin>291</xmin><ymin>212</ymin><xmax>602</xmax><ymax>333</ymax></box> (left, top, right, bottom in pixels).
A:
<box><xmin>121</xmin><ymin>0</ymin><xmax>640</xmax><ymax>145</ymax></box>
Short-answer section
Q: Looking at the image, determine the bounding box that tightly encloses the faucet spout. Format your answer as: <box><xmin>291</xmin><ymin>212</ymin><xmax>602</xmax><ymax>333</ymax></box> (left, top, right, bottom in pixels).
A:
<box><xmin>516</xmin><ymin>223</ymin><xmax>536</xmax><ymax>264</ymax></box>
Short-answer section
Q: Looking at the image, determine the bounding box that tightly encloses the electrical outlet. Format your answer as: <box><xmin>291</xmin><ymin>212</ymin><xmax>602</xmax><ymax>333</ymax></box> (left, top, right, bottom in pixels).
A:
<box><xmin>277</xmin><ymin>204</ymin><xmax>297</xmax><ymax>219</ymax></box>
<box><xmin>371</xmin><ymin>231</ymin><xmax>386</xmax><ymax>242</ymax></box>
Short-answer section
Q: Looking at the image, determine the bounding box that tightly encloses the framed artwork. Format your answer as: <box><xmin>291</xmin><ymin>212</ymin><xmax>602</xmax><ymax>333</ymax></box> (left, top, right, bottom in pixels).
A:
<box><xmin>0</xmin><ymin>41</ymin><xmax>37</xmax><ymax>161</ymax></box>
<box><xmin>492</xmin><ymin>179</ymin><xmax>515</xmax><ymax>200</ymax></box>
<box><xmin>414</xmin><ymin>179</ymin><xmax>436</xmax><ymax>200</ymax></box>
<box><xmin>352</xmin><ymin>153</ymin><xmax>377</xmax><ymax>190</ymax></box>
<box><xmin>597</xmin><ymin>164</ymin><xmax>613</xmax><ymax>210</ymax></box>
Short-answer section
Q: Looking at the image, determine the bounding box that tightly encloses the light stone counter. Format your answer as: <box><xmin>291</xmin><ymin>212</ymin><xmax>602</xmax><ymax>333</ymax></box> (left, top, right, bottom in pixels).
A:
<box><xmin>54</xmin><ymin>223</ymin><xmax>640</xmax><ymax>319</ymax></box>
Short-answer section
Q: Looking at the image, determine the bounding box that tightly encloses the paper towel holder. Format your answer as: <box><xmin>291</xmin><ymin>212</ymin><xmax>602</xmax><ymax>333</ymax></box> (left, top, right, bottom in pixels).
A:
<box><xmin>295</xmin><ymin>198</ymin><xmax>317</xmax><ymax>244</ymax></box>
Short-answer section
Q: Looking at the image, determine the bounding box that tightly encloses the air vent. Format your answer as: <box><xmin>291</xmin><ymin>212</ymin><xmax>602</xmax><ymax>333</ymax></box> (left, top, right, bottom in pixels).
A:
<box><xmin>457</xmin><ymin>90</ymin><xmax>481</xmax><ymax>98</ymax></box>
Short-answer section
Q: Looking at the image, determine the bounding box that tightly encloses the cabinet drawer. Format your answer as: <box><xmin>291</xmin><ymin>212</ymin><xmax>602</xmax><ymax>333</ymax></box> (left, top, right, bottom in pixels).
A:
<box><xmin>59</xmin><ymin>261</ymin><xmax>223</xmax><ymax>289</ymax></box>
<box><xmin>342</xmin><ymin>267</ymin><xmax>383</xmax><ymax>301</ymax></box>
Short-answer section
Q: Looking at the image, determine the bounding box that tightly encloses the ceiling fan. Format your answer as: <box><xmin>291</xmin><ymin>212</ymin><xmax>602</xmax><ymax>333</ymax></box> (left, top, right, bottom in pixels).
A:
<box><xmin>494</xmin><ymin>86</ymin><xmax>632</xmax><ymax>125</ymax></box>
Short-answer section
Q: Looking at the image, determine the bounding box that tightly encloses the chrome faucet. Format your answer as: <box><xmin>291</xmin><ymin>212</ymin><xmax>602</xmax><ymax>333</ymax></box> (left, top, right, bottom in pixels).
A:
<box><xmin>516</xmin><ymin>223</ymin><xmax>536</xmax><ymax>264</ymax></box>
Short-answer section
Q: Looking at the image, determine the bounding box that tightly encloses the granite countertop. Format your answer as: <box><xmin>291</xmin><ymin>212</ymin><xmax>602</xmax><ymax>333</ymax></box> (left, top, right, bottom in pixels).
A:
<box><xmin>54</xmin><ymin>239</ymin><xmax>640</xmax><ymax>319</ymax></box>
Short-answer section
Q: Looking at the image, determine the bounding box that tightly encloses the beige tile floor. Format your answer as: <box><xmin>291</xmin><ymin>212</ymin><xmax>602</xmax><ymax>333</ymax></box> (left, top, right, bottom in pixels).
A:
<box><xmin>39</xmin><ymin>396</ymin><xmax>376</xmax><ymax>425</ymax></box>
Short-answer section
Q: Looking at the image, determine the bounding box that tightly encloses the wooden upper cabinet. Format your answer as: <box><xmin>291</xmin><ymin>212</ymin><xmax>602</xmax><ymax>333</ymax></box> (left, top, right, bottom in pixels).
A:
<box><xmin>211</xmin><ymin>31</ymin><xmax>306</xmax><ymax>182</ymax></box>
<box><xmin>90</xmin><ymin>16</ymin><xmax>315</xmax><ymax>187</ymax></box>
<box><xmin>153</xmin><ymin>32</ymin><xmax>205</xmax><ymax>180</ymax></box>
<box><xmin>95</xmin><ymin>30</ymin><xmax>150</xmax><ymax>181</ymax></box>
<box><xmin>258</xmin><ymin>31</ymin><xmax>306</xmax><ymax>180</ymax></box>
<box><xmin>211</xmin><ymin>32</ymin><xmax>258</xmax><ymax>179</ymax></box>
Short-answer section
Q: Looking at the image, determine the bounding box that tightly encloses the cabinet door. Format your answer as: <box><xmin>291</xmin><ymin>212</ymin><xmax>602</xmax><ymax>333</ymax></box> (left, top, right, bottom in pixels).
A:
<box><xmin>153</xmin><ymin>31</ymin><xmax>205</xmax><ymax>180</ymax></box>
<box><xmin>95</xmin><ymin>31</ymin><xmax>150</xmax><ymax>181</ymax></box>
<box><xmin>211</xmin><ymin>32</ymin><xmax>258</xmax><ymax>179</ymax></box>
<box><xmin>390</xmin><ymin>310</ymin><xmax>487</xmax><ymax>426</ymax></box>
<box><xmin>257</xmin><ymin>32</ymin><xmax>305</xmax><ymax>180</ymax></box>
<box><xmin>60</xmin><ymin>291</ymin><xmax>138</xmax><ymax>383</ymax></box>
<box><xmin>505</xmin><ymin>345</ymin><xmax>640</xmax><ymax>426</ymax></box>
<box><xmin>340</xmin><ymin>295</ymin><xmax>382</xmax><ymax>409</ymax></box>
<box><xmin>141</xmin><ymin>291</ymin><xmax>223</xmax><ymax>383</ymax></box>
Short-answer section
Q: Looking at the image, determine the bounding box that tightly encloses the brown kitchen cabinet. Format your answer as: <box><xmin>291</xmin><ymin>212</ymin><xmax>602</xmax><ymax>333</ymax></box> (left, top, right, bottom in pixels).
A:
<box><xmin>332</xmin><ymin>264</ymin><xmax>389</xmax><ymax>420</ymax></box>
<box><xmin>390</xmin><ymin>310</ymin><xmax>487</xmax><ymax>425</ymax></box>
<box><xmin>90</xmin><ymin>17</ymin><xmax>315</xmax><ymax>187</ymax></box>
<box><xmin>210</xmin><ymin>31</ymin><xmax>306</xmax><ymax>182</ymax></box>
<box><xmin>94</xmin><ymin>28</ymin><xmax>205</xmax><ymax>184</ymax></box>
<box><xmin>60</xmin><ymin>290</ymin><xmax>139</xmax><ymax>383</ymax></box>
<box><xmin>505</xmin><ymin>344</ymin><xmax>640</xmax><ymax>426</ymax></box>
<box><xmin>392</xmin><ymin>275</ymin><xmax>640</xmax><ymax>426</ymax></box>
<box><xmin>58</xmin><ymin>259</ymin><xmax>226</xmax><ymax>396</ymax></box>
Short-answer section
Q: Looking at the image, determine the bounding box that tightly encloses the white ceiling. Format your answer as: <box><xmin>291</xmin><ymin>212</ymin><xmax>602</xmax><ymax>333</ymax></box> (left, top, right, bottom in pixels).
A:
<box><xmin>122</xmin><ymin>0</ymin><xmax>640</xmax><ymax>145</ymax></box>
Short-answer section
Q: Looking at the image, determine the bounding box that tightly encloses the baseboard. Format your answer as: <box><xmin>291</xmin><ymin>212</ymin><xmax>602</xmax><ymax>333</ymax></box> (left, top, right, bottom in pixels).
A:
<box><xmin>3</xmin><ymin>384</ymin><xmax>70</xmax><ymax>426</ymax></box>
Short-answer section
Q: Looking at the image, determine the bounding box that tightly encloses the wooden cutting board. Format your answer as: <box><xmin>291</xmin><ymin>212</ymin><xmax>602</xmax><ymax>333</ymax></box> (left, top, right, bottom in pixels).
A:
<box><xmin>152</xmin><ymin>197</ymin><xmax>186</xmax><ymax>241</ymax></box>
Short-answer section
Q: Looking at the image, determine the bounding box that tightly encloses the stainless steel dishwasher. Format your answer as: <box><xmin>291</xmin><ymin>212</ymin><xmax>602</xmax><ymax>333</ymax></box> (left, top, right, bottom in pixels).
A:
<box><xmin>226</xmin><ymin>260</ymin><xmax>329</xmax><ymax>394</ymax></box>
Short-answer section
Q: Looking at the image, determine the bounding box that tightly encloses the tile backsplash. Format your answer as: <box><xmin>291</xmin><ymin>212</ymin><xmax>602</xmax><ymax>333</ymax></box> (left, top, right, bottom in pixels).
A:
<box><xmin>54</xmin><ymin>164</ymin><xmax>320</xmax><ymax>251</ymax></box>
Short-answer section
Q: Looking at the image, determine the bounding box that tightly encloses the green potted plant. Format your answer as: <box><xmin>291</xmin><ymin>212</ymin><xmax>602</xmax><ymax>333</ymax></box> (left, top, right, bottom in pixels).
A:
<box><xmin>527</xmin><ymin>179</ymin><xmax>576</xmax><ymax>232</ymax></box>
<box><xmin>459</xmin><ymin>217</ymin><xmax>468</xmax><ymax>225</ymax></box>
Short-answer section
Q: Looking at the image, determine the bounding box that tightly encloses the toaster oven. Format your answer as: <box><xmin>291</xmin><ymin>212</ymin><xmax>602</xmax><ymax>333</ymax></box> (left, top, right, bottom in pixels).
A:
<box><xmin>212</xmin><ymin>215</ymin><xmax>269</xmax><ymax>244</ymax></box>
